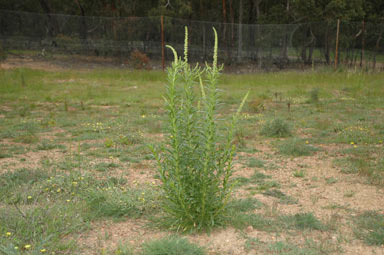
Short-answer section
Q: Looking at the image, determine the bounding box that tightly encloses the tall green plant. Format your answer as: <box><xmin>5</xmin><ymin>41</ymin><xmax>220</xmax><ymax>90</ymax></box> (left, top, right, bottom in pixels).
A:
<box><xmin>151</xmin><ymin>27</ymin><xmax>249</xmax><ymax>232</ymax></box>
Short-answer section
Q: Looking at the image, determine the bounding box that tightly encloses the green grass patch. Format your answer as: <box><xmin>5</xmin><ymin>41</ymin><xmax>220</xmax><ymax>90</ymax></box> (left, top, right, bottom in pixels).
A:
<box><xmin>0</xmin><ymin>203</ymin><xmax>88</xmax><ymax>254</ymax></box>
<box><xmin>1</xmin><ymin>65</ymin><xmax>384</xmax><ymax>251</ymax></box>
<box><xmin>263</xmin><ymin>189</ymin><xmax>298</xmax><ymax>205</ymax></box>
<box><xmin>280</xmin><ymin>212</ymin><xmax>326</xmax><ymax>231</ymax></box>
<box><xmin>83</xmin><ymin>186</ymin><xmax>157</xmax><ymax>219</ymax></box>
<box><xmin>231</xmin><ymin>213</ymin><xmax>275</xmax><ymax>231</ymax></box>
<box><xmin>246</xmin><ymin>158</ymin><xmax>265</xmax><ymax>168</ymax></box>
<box><xmin>94</xmin><ymin>162</ymin><xmax>119</xmax><ymax>172</ymax></box>
<box><xmin>245</xmin><ymin>238</ymin><xmax>338</xmax><ymax>255</ymax></box>
<box><xmin>142</xmin><ymin>237</ymin><xmax>205</xmax><ymax>255</ymax></box>
<box><xmin>228</xmin><ymin>197</ymin><xmax>263</xmax><ymax>212</ymax></box>
<box><xmin>353</xmin><ymin>211</ymin><xmax>384</xmax><ymax>245</ymax></box>
<box><xmin>0</xmin><ymin>168</ymin><xmax>50</xmax><ymax>203</ymax></box>
<box><xmin>278</xmin><ymin>138</ymin><xmax>319</xmax><ymax>157</ymax></box>
<box><xmin>36</xmin><ymin>140</ymin><xmax>66</xmax><ymax>151</ymax></box>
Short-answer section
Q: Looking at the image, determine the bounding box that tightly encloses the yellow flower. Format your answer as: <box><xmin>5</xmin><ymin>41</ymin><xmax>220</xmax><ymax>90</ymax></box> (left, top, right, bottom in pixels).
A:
<box><xmin>305</xmin><ymin>140</ymin><xmax>309</xmax><ymax>144</ymax></box>
<box><xmin>24</xmin><ymin>244</ymin><xmax>31</xmax><ymax>249</ymax></box>
<box><xmin>14</xmin><ymin>246</ymin><xmax>18</xmax><ymax>250</ymax></box>
<box><xmin>5</xmin><ymin>232</ymin><xmax>11</xmax><ymax>236</ymax></box>
<box><xmin>27</xmin><ymin>196</ymin><xmax>32</xmax><ymax>200</ymax></box>
<box><xmin>350</xmin><ymin>142</ymin><xmax>354</xmax><ymax>145</ymax></box>
<box><xmin>56</xmin><ymin>188</ymin><xmax>61</xmax><ymax>193</ymax></box>
<box><xmin>66</xmin><ymin>199</ymin><xmax>71</xmax><ymax>202</ymax></box>
<box><xmin>40</xmin><ymin>248</ymin><xmax>47</xmax><ymax>253</ymax></box>
<box><xmin>354</xmin><ymin>145</ymin><xmax>357</xmax><ymax>148</ymax></box>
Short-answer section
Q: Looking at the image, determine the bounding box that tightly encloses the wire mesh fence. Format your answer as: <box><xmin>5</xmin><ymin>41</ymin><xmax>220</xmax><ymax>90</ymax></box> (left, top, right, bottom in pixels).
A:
<box><xmin>0</xmin><ymin>10</ymin><xmax>383</xmax><ymax>71</ymax></box>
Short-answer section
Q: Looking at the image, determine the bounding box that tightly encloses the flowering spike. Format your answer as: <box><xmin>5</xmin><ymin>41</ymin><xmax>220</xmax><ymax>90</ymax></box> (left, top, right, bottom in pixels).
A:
<box><xmin>166</xmin><ymin>45</ymin><xmax>178</xmax><ymax>64</ymax></box>
<box><xmin>236</xmin><ymin>91</ymin><xmax>250</xmax><ymax>115</ymax></box>
<box><xmin>212</xmin><ymin>27</ymin><xmax>218</xmax><ymax>69</ymax></box>
<box><xmin>184</xmin><ymin>26</ymin><xmax>188</xmax><ymax>63</ymax></box>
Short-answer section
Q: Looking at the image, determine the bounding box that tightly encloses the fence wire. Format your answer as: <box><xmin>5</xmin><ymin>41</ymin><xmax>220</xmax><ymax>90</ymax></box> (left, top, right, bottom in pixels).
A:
<box><xmin>0</xmin><ymin>10</ymin><xmax>383</xmax><ymax>70</ymax></box>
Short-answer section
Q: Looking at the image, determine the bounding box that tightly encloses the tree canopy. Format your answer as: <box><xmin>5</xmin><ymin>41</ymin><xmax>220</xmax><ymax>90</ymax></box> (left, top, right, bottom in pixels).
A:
<box><xmin>0</xmin><ymin>0</ymin><xmax>382</xmax><ymax>24</ymax></box>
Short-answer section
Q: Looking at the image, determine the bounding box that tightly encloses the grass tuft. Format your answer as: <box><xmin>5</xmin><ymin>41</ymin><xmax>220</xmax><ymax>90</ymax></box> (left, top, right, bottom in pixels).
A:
<box><xmin>278</xmin><ymin>138</ymin><xmax>318</xmax><ymax>156</ymax></box>
<box><xmin>281</xmin><ymin>212</ymin><xmax>326</xmax><ymax>231</ymax></box>
<box><xmin>260</xmin><ymin>118</ymin><xmax>291</xmax><ymax>138</ymax></box>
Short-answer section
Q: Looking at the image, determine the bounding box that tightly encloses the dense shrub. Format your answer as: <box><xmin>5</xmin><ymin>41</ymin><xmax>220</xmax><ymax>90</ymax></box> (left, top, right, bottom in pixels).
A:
<box><xmin>130</xmin><ymin>49</ymin><xmax>151</xmax><ymax>70</ymax></box>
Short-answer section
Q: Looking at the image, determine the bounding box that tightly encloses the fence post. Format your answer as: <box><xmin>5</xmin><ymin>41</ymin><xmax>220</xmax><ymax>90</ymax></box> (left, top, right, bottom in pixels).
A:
<box><xmin>161</xmin><ymin>15</ymin><xmax>165</xmax><ymax>71</ymax></box>
<box><xmin>334</xmin><ymin>19</ymin><xmax>340</xmax><ymax>69</ymax></box>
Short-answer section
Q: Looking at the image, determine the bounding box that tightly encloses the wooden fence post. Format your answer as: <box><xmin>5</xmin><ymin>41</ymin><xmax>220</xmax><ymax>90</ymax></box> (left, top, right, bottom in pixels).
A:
<box><xmin>334</xmin><ymin>19</ymin><xmax>340</xmax><ymax>69</ymax></box>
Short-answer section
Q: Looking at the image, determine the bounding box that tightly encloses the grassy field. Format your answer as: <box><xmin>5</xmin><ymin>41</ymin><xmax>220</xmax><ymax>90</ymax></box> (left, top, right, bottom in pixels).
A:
<box><xmin>0</xmin><ymin>65</ymin><xmax>384</xmax><ymax>255</ymax></box>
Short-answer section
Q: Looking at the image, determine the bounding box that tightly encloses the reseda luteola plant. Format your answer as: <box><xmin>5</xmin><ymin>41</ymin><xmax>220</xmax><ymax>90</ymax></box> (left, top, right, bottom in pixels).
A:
<box><xmin>151</xmin><ymin>27</ymin><xmax>249</xmax><ymax>232</ymax></box>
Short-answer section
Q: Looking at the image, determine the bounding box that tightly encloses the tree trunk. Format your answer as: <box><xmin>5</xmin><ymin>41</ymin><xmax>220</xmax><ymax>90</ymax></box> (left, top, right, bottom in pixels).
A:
<box><xmin>75</xmin><ymin>0</ymin><xmax>87</xmax><ymax>40</ymax></box>
<box><xmin>255</xmin><ymin>0</ymin><xmax>262</xmax><ymax>68</ymax></box>
<box><xmin>74</xmin><ymin>0</ymin><xmax>88</xmax><ymax>52</ymax></box>
<box><xmin>38</xmin><ymin>0</ymin><xmax>59</xmax><ymax>37</ymax></box>
<box><xmin>324</xmin><ymin>25</ymin><xmax>330</xmax><ymax>65</ymax></box>
<box><xmin>222</xmin><ymin>0</ymin><xmax>229</xmax><ymax>63</ymax></box>
<box><xmin>280</xmin><ymin>0</ymin><xmax>289</xmax><ymax>62</ymax></box>
<box><xmin>228</xmin><ymin>0</ymin><xmax>234</xmax><ymax>63</ymax></box>
<box><xmin>237</xmin><ymin>0</ymin><xmax>243</xmax><ymax>62</ymax></box>
<box><xmin>372</xmin><ymin>27</ymin><xmax>383</xmax><ymax>70</ymax></box>
<box><xmin>360</xmin><ymin>20</ymin><xmax>365</xmax><ymax>68</ymax></box>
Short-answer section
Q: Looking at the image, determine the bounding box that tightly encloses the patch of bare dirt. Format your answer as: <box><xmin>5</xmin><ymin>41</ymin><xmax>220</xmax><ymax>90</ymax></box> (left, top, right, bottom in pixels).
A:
<box><xmin>190</xmin><ymin>228</ymin><xmax>246</xmax><ymax>255</ymax></box>
<box><xmin>0</xmin><ymin>147</ymin><xmax>65</xmax><ymax>173</ymax></box>
<box><xmin>2</xmin><ymin>56</ymin><xmax>66</xmax><ymax>71</ymax></box>
<box><xmin>78</xmin><ymin>219</ymin><xmax>247</xmax><ymax>255</ymax></box>
<box><xmin>37</xmin><ymin>139</ymin><xmax>382</xmax><ymax>255</ymax></box>
<box><xmin>77</xmin><ymin>218</ymin><xmax>168</xmax><ymax>255</ymax></box>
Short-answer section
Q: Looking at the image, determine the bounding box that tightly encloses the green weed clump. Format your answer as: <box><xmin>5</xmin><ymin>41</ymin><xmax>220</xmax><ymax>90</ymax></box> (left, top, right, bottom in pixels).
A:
<box><xmin>260</xmin><ymin>118</ymin><xmax>291</xmax><ymax>138</ymax></box>
<box><xmin>151</xmin><ymin>27</ymin><xmax>248</xmax><ymax>232</ymax></box>
<box><xmin>290</xmin><ymin>212</ymin><xmax>325</xmax><ymax>230</ymax></box>
<box><xmin>142</xmin><ymin>237</ymin><xmax>205</xmax><ymax>255</ymax></box>
<box><xmin>308</xmin><ymin>88</ymin><xmax>320</xmax><ymax>103</ymax></box>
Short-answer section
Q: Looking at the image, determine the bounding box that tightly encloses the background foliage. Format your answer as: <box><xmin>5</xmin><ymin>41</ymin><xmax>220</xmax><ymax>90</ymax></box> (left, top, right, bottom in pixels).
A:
<box><xmin>0</xmin><ymin>0</ymin><xmax>382</xmax><ymax>24</ymax></box>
